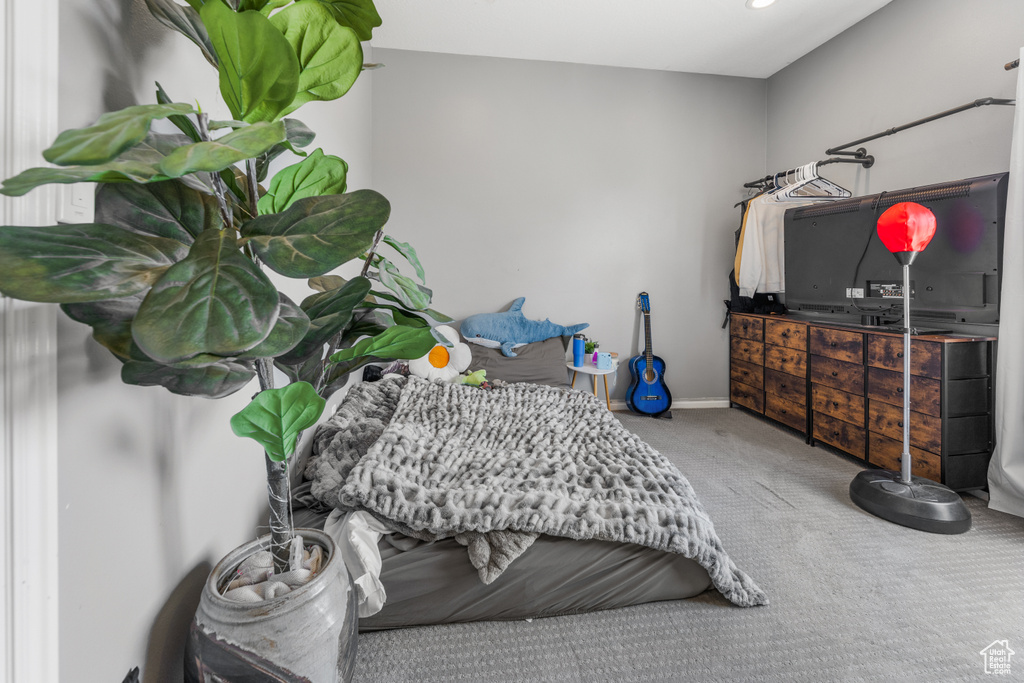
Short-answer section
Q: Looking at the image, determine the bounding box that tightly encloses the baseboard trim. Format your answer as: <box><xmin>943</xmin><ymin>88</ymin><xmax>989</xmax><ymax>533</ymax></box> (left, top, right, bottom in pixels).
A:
<box><xmin>610</xmin><ymin>398</ymin><xmax>730</xmax><ymax>412</ymax></box>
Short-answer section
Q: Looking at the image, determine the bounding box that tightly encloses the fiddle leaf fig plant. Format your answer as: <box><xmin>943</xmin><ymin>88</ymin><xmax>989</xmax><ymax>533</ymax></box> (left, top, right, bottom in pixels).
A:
<box><xmin>0</xmin><ymin>0</ymin><xmax>449</xmax><ymax>572</ymax></box>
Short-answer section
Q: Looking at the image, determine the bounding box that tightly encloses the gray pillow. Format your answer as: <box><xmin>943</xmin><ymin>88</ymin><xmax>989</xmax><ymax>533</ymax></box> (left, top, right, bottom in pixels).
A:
<box><xmin>467</xmin><ymin>336</ymin><xmax>571</xmax><ymax>388</ymax></box>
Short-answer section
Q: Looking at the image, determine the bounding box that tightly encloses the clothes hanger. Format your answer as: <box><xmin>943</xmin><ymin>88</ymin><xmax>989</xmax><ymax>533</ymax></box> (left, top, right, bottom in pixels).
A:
<box><xmin>776</xmin><ymin>161</ymin><xmax>851</xmax><ymax>200</ymax></box>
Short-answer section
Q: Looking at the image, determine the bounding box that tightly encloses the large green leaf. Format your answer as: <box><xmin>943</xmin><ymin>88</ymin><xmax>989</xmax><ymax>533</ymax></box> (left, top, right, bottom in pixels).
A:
<box><xmin>132</xmin><ymin>228</ymin><xmax>280</xmax><ymax>362</ymax></box>
<box><xmin>155</xmin><ymin>83</ymin><xmax>202</xmax><ymax>142</ymax></box>
<box><xmin>257</xmin><ymin>148</ymin><xmax>348</xmax><ymax>215</ymax></box>
<box><xmin>61</xmin><ymin>293</ymin><xmax>146</xmax><ymax>361</ymax></box>
<box><xmin>202</xmin><ymin>0</ymin><xmax>300</xmax><ymax>123</ymax></box>
<box><xmin>368</xmin><ymin>288</ymin><xmax>453</xmax><ymax>322</ymax></box>
<box><xmin>0</xmin><ymin>161</ymin><xmax>170</xmax><ymax>197</ymax></box>
<box><xmin>240</xmin><ymin>189</ymin><xmax>389</xmax><ymax>277</ymax></box>
<box><xmin>313</xmin><ymin>0</ymin><xmax>382</xmax><ymax>41</ymax></box>
<box><xmin>255</xmin><ymin>118</ymin><xmax>315</xmax><ymax>182</ymax></box>
<box><xmin>308</xmin><ymin>274</ymin><xmax>346</xmax><ymax>293</ymax></box>
<box><xmin>0</xmin><ymin>224</ymin><xmax>188</xmax><ymax>303</ymax></box>
<box><xmin>377</xmin><ymin>257</ymin><xmax>432</xmax><ymax>310</ymax></box>
<box><xmin>278</xmin><ymin>276</ymin><xmax>370</xmax><ymax>364</ymax></box>
<box><xmin>230</xmin><ymin>382</ymin><xmax>326</xmax><ymax>461</ymax></box>
<box><xmin>95</xmin><ymin>180</ymin><xmax>218</xmax><ymax>243</ymax></box>
<box><xmin>122</xmin><ymin>358</ymin><xmax>256</xmax><ymax>398</ymax></box>
<box><xmin>158</xmin><ymin>121</ymin><xmax>287</xmax><ymax>178</ymax></box>
<box><xmin>119</xmin><ymin>132</ymin><xmax>217</xmax><ymax>196</ymax></box>
<box><xmin>235</xmin><ymin>293</ymin><xmax>310</xmax><ymax>360</ymax></box>
<box><xmin>43</xmin><ymin>104</ymin><xmax>196</xmax><ymax>167</ymax></box>
<box><xmin>271</xmin><ymin>1</ymin><xmax>363</xmax><ymax>116</ymax></box>
<box><xmin>383</xmin><ymin>235</ymin><xmax>426</xmax><ymax>283</ymax></box>
<box><xmin>321</xmin><ymin>356</ymin><xmax>371</xmax><ymax>396</ymax></box>
<box><xmin>145</xmin><ymin>0</ymin><xmax>218</xmax><ymax>67</ymax></box>
<box><xmin>329</xmin><ymin>325</ymin><xmax>439</xmax><ymax>364</ymax></box>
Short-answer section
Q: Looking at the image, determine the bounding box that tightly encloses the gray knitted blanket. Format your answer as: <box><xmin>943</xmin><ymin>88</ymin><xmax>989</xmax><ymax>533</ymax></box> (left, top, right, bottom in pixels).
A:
<box><xmin>305</xmin><ymin>376</ymin><xmax>767</xmax><ymax>607</ymax></box>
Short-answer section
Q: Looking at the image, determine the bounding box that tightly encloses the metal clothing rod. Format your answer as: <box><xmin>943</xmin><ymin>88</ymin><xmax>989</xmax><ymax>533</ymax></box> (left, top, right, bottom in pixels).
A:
<box><xmin>742</xmin><ymin>156</ymin><xmax>870</xmax><ymax>189</ymax></box>
<box><xmin>826</xmin><ymin>97</ymin><xmax>1015</xmax><ymax>156</ymax></box>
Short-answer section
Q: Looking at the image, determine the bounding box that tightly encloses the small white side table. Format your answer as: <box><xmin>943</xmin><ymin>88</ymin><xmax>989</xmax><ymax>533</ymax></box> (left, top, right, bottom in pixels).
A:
<box><xmin>567</xmin><ymin>359</ymin><xmax>618</xmax><ymax>410</ymax></box>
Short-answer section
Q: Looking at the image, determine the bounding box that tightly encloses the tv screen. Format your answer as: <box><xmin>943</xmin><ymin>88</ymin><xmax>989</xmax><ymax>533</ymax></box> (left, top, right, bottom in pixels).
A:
<box><xmin>783</xmin><ymin>172</ymin><xmax>1007</xmax><ymax>333</ymax></box>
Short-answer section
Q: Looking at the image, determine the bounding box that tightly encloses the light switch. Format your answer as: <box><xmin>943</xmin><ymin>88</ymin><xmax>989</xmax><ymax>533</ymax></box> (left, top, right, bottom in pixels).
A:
<box><xmin>56</xmin><ymin>183</ymin><xmax>95</xmax><ymax>224</ymax></box>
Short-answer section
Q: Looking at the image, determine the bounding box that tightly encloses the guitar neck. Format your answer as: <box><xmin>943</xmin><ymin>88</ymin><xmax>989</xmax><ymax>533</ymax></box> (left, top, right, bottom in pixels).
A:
<box><xmin>643</xmin><ymin>310</ymin><xmax>653</xmax><ymax>363</ymax></box>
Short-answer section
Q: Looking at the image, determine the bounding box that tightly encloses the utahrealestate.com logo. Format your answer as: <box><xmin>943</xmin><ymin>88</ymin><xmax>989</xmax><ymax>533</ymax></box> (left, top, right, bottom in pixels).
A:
<box><xmin>980</xmin><ymin>640</ymin><xmax>1015</xmax><ymax>675</ymax></box>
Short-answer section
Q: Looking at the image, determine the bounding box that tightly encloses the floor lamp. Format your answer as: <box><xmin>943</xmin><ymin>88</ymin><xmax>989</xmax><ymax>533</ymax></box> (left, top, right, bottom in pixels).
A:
<box><xmin>849</xmin><ymin>201</ymin><xmax>972</xmax><ymax>534</ymax></box>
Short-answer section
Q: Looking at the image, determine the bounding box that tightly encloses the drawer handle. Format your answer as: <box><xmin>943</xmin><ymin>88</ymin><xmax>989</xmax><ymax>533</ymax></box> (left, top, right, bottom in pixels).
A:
<box><xmin>830</xmin><ymin>342</ymin><xmax>837</xmax><ymax>347</ymax></box>
<box><xmin>897</xmin><ymin>421</ymin><xmax>904</xmax><ymax>428</ymax></box>
<box><xmin>831</xmin><ymin>371</ymin><xmax>838</xmax><ymax>377</ymax></box>
<box><xmin>780</xmin><ymin>383</ymin><xmax>786</xmax><ymax>389</ymax></box>
<box><xmin>781</xmin><ymin>332</ymin><xmax>789</xmax><ymax>337</ymax></box>
<box><xmin>833</xmin><ymin>431</ymin><xmax>840</xmax><ymax>437</ymax></box>
<box><xmin>781</xmin><ymin>409</ymin><xmax>787</xmax><ymax>414</ymax></box>
<box><xmin>832</xmin><ymin>401</ymin><xmax>839</xmax><ymax>408</ymax></box>
<box><xmin>896</xmin><ymin>387</ymin><xmax>904</xmax><ymax>393</ymax></box>
<box><xmin>896</xmin><ymin>352</ymin><xmax>904</xmax><ymax>358</ymax></box>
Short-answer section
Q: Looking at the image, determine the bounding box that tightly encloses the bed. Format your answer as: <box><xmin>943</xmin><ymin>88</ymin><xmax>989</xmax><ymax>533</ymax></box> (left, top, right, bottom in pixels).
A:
<box><xmin>295</xmin><ymin>336</ymin><xmax>767</xmax><ymax>631</ymax></box>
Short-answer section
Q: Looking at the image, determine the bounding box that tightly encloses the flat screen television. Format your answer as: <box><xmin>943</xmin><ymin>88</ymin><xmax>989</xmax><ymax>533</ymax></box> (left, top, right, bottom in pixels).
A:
<box><xmin>783</xmin><ymin>172</ymin><xmax>1007</xmax><ymax>334</ymax></box>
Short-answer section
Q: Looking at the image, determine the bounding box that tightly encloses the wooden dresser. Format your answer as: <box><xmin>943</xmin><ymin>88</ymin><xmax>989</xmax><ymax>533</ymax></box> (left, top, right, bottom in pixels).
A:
<box><xmin>728</xmin><ymin>313</ymin><xmax>995</xmax><ymax>491</ymax></box>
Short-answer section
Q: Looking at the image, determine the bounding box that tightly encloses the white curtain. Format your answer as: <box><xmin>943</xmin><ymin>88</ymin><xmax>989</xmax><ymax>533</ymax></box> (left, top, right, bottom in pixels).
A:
<box><xmin>988</xmin><ymin>46</ymin><xmax>1024</xmax><ymax>517</ymax></box>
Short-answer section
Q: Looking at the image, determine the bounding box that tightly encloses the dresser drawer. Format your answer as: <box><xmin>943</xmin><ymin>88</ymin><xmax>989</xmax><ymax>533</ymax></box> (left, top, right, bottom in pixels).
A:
<box><xmin>765</xmin><ymin>368</ymin><xmax>805</xmax><ymax>406</ymax></box>
<box><xmin>731</xmin><ymin>337</ymin><xmax>763</xmax><ymax>366</ymax></box>
<box><xmin>811</xmin><ymin>384</ymin><xmax>864</xmax><ymax>427</ymax></box>
<box><xmin>868</xmin><ymin>400</ymin><xmax>941</xmax><ymax>454</ymax></box>
<box><xmin>765</xmin><ymin>319</ymin><xmax>806</xmax><ymax>351</ymax></box>
<box><xmin>731</xmin><ymin>358</ymin><xmax>763</xmax><ymax>390</ymax></box>
<box><xmin>868</xmin><ymin>432</ymin><xmax>941</xmax><ymax>484</ymax></box>
<box><xmin>731</xmin><ymin>380</ymin><xmax>763</xmax><ymax>413</ymax></box>
<box><xmin>810</xmin><ymin>327</ymin><xmax>863</xmax><ymax>364</ymax></box>
<box><xmin>765</xmin><ymin>344</ymin><xmax>807</xmax><ymax>377</ymax></box>
<box><xmin>730</xmin><ymin>315</ymin><xmax>763</xmax><ymax>342</ymax></box>
<box><xmin>867</xmin><ymin>367</ymin><xmax>941</xmax><ymax>417</ymax></box>
<box><xmin>810</xmin><ymin>356</ymin><xmax>864</xmax><ymax>395</ymax></box>
<box><xmin>867</xmin><ymin>335</ymin><xmax>941</xmax><ymax>379</ymax></box>
<box><xmin>813</xmin><ymin>412</ymin><xmax>865</xmax><ymax>459</ymax></box>
<box><xmin>766</xmin><ymin>394</ymin><xmax>806</xmax><ymax>432</ymax></box>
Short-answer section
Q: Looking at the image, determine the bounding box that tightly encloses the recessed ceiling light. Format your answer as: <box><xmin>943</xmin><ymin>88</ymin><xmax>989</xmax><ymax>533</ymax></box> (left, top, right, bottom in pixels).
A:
<box><xmin>746</xmin><ymin>0</ymin><xmax>776</xmax><ymax>8</ymax></box>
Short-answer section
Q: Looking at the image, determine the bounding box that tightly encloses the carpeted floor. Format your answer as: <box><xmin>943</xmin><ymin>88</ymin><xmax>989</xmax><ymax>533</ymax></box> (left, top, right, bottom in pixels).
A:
<box><xmin>351</xmin><ymin>408</ymin><xmax>1024</xmax><ymax>682</ymax></box>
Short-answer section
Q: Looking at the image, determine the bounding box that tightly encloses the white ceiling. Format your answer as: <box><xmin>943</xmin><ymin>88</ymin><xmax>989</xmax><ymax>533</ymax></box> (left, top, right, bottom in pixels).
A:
<box><xmin>372</xmin><ymin>0</ymin><xmax>894</xmax><ymax>79</ymax></box>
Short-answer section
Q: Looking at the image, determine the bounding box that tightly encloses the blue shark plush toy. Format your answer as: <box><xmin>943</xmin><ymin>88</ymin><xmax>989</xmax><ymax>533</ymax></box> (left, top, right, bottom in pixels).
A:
<box><xmin>460</xmin><ymin>297</ymin><xmax>589</xmax><ymax>357</ymax></box>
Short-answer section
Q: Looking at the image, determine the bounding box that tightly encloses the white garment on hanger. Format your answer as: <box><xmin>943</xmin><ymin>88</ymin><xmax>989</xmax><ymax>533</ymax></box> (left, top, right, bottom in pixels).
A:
<box><xmin>735</xmin><ymin>195</ymin><xmax>792</xmax><ymax>297</ymax></box>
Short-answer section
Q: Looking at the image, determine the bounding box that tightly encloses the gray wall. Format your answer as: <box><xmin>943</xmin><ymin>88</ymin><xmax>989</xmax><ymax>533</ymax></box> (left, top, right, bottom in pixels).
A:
<box><xmin>56</xmin><ymin>1</ymin><xmax>374</xmax><ymax>680</ymax></box>
<box><xmin>49</xmin><ymin>0</ymin><xmax>1022</xmax><ymax>679</ymax></box>
<box><xmin>370</xmin><ymin>49</ymin><xmax>766</xmax><ymax>401</ymax></box>
<box><xmin>767</xmin><ymin>0</ymin><xmax>1023</xmax><ymax>195</ymax></box>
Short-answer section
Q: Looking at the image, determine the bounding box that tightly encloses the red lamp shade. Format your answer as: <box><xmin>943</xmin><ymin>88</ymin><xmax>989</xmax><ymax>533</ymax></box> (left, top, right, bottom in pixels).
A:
<box><xmin>877</xmin><ymin>202</ymin><xmax>937</xmax><ymax>254</ymax></box>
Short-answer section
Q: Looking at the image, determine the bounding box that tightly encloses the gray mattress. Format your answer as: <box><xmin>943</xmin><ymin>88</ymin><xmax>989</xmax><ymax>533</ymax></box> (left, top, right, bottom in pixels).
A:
<box><xmin>363</xmin><ymin>533</ymin><xmax>712</xmax><ymax>631</ymax></box>
<box><xmin>294</xmin><ymin>507</ymin><xmax>712</xmax><ymax>631</ymax></box>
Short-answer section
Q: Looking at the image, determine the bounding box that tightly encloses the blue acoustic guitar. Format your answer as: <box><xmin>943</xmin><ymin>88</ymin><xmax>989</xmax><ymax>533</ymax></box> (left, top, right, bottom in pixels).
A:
<box><xmin>626</xmin><ymin>292</ymin><xmax>672</xmax><ymax>417</ymax></box>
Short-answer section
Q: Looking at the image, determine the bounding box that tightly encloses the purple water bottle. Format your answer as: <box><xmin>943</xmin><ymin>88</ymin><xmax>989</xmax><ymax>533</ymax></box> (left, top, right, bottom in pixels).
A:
<box><xmin>572</xmin><ymin>334</ymin><xmax>585</xmax><ymax>367</ymax></box>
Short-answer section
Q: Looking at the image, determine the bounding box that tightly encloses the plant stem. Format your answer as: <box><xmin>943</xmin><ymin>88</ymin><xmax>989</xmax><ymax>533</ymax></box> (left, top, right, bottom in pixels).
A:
<box><xmin>256</xmin><ymin>357</ymin><xmax>294</xmax><ymax>574</ymax></box>
<box><xmin>197</xmin><ymin>112</ymin><xmax>234</xmax><ymax>231</ymax></box>
<box><xmin>245</xmin><ymin>158</ymin><xmax>260</xmax><ymax>219</ymax></box>
<box><xmin>360</xmin><ymin>229</ymin><xmax>384</xmax><ymax>278</ymax></box>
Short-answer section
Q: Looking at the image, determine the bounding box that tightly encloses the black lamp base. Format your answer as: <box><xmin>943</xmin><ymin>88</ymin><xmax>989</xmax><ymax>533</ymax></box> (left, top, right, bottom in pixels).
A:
<box><xmin>849</xmin><ymin>469</ymin><xmax>972</xmax><ymax>535</ymax></box>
